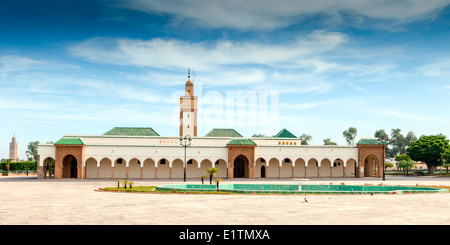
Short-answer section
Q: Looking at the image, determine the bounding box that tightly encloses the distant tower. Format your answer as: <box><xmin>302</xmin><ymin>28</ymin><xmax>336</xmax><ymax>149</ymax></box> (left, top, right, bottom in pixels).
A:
<box><xmin>9</xmin><ymin>135</ymin><xmax>18</xmax><ymax>161</ymax></box>
<box><xmin>180</xmin><ymin>69</ymin><xmax>198</xmax><ymax>137</ymax></box>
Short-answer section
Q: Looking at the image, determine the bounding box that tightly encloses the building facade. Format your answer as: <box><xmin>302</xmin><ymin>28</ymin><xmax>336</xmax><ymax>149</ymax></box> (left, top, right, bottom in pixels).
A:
<box><xmin>37</xmin><ymin>75</ymin><xmax>385</xmax><ymax>179</ymax></box>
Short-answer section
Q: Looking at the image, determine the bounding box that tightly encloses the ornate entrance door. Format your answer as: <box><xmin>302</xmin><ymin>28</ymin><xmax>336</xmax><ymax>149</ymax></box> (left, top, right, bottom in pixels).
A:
<box><xmin>234</xmin><ymin>157</ymin><xmax>245</xmax><ymax>178</ymax></box>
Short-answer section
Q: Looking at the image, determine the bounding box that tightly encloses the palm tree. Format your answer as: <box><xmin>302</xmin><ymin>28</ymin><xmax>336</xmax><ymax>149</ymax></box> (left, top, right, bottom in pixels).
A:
<box><xmin>122</xmin><ymin>180</ymin><xmax>129</xmax><ymax>189</ymax></box>
<box><xmin>199</xmin><ymin>175</ymin><xmax>206</xmax><ymax>184</ymax></box>
<box><xmin>129</xmin><ymin>181</ymin><xmax>134</xmax><ymax>189</ymax></box>
<box><xmin>206</xmin><ymin>168</ymin><xmax>219</xmax><ymax>184</ymax></box>
<box><xmin>116</xmin><ymin>180</ymin><xmax>121</xmax><ymax>189</ymax></box>
<box><xmin>215</xmin><ymin>178</ymin><xmax>222</xmax><ymax>192</ymax></box>
<box><xmin>5</xmin><ymin>159</ymin><xmax>11</xmax><ymax>175</ymax></box>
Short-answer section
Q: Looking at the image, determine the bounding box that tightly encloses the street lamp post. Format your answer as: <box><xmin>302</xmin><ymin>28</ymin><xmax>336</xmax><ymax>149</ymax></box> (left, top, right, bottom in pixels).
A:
<box><xmin>25</xmin><ymin>150</ymin><xmax>31</xmax><ymax>176</ymax></box>
<box><xmin>179</xmin><ymin>136</ymin><xmax>192</xmax><ymax>182</ymax></box>
<box><xmin>378</xmin><ymin>138</ymin><xmax>389</xmax><ymax>181</ymax></box>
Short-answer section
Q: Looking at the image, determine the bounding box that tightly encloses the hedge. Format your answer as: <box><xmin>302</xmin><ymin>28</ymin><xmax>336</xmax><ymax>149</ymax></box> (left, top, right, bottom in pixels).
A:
<box><xmin>0</xmin><ymin>161</ymin><xmax>37</xmax><ymax>171</ymax></box>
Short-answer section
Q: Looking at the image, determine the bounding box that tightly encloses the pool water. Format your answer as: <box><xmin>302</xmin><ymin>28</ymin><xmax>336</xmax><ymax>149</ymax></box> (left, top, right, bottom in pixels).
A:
<box><xmin>155</xmin><ymin>184</ymin><xmax>448</xmax><ymax>194</ymax></box>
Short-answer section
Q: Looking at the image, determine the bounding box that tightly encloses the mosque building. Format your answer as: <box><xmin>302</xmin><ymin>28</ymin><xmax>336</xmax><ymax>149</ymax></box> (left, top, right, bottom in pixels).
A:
<box><xmin>37</xmin><ymin>72</ymin><xmax>385</xmax><ymax>179</ymax></box>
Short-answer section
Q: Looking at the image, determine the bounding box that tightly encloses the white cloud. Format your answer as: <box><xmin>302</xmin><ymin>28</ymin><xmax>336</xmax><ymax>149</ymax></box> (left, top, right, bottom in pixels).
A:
<box><xmin>0</xmin><ymin>55</ymin><xmax>78</xmax><ymax>73</ymax></box>
<box><xmin>118</xmin><ymin>0</ymin><xmax>450</xmax><ymax>30</ymax></box>
<box><xmin>0</xmin><ymin>55</ymin><xmax>46</xmax><ymax>73</ymax></box>
<box><xmin>68</xmin><ymin>30</ymin><xmax>347</xmax><ymax>71</ymax></box>
<box><xmin>420</xmin><ymin>59</ymin><xmax>450</xmax><ymax>77</ymax></box>
<box><xmin>367</xmin><ymin>107</ymin><xmax>448</xmax><ymax>123</ymax></box>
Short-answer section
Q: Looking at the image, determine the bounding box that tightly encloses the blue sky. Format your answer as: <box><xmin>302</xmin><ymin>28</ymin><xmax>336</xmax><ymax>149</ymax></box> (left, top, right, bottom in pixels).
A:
<box><xmin>1</xmin><ymin>0</ymin><xmax>450</xmax><ymax>159</ymax></box>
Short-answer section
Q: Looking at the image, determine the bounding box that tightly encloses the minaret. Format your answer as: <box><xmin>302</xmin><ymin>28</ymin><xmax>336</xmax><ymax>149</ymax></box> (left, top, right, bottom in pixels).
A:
<box><xmin>180</xmin><ymin>69</ymin><xmax>198</xmax><ymax>137</ymax></box>
<box><xmin>9</xmin><ymin>135</ymin><xmax>18</xmax><ymax>161</ymax></box>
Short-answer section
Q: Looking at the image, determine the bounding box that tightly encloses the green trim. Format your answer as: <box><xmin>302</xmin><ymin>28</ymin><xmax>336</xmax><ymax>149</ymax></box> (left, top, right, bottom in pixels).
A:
<box><xmin>54</xmin><ymin>138</ymin><xmax>84</xmax><ymax>145</ymax></box>
<box><xmin>103</xmin><ymin>127</ymin><xmax>160</xmax><ymax>136</ymax></box>
<box><xmin>274</xmin><ymin>128</ymin><xmax>297</xmax><ymax>138</ymax></box>
<box><xmin>205</xmin><ymin>128</ymin><xmax>243</xmax><ymax>137</ymax></box>
<box><xmin>63</xmin><ymin>135</ymin><xmax>237</xmax><ymax>140</ymax></box>
<box><xmin>357</xmin><ymin>138</ymin><xmax>387</xmax><ymax>145</ymax></box>
<box><xmin>227</xmin><ymin>138</ymin><xmax>256</xmax><ymax>146</ymax></box>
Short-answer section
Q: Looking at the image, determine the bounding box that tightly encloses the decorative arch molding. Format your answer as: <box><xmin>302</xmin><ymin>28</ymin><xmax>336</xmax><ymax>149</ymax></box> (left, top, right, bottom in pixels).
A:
<box><xmin>54</xmin><ymin>144</ymin><xmax>85</xmax><ymax>179</ymax></box>
<box><xmin>38</xmin><ymin>156</ymin><xmax>56</xmax><ymax>179</ymax></box>
<box><xmin>227</xmin><ymin>144</ymin><xmax>255</xmax><ymax>179</ymax></box>
<box><xmin>357</xmin><ymin>144</ymin><xmax>384</xmax><ymax>178</ymax></box>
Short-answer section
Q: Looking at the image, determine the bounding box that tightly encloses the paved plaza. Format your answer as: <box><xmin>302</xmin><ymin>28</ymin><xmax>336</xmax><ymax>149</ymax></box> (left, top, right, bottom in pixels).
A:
<box><xmin>1</xmin><ymin>176</ymin><xmax>450</xmax><ymax>225</ymax></box>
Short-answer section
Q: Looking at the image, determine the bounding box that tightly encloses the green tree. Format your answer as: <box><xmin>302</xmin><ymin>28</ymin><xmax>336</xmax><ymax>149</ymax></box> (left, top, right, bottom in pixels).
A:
<box><xmin>5</xmin><ymin>159</ymin><xmax>12</xmax><ymax>174</ymax></box>
<box><xmin>404</xmin><ymin>131</ymin><xmax>418</xmax><ymax>148</ymax></box>
<box><xmin>214</xmin><ymin>178</ymin><xmax>222</xmax><ymax>192</ymax></box>
<box><xmin>398</xmin><ymin>160</ymin><xmax>414</xmax><ymax>173</ymax></box>
<box><xmin>374</xmin><ymin>129</ymin><xmax>389</xmax><ymax>141</ymax></box>
<box><xmin>299</xmin><ymin>134</ymin><xmax>312</xmax><ymax>145</ymax></box>
<box><xmin>199</xmin><ymin>175</ymin><xmax>206</xmax><ymax>184</ymax></box>
<box><xmin>394</xmin><ymin>154</ymin><xmax>412</xmax><ymax>162</ymax></box>
<box><xmin>390</xmin><ymin>128</ymin><xmax>405</xmax><ymax>156</ymax></box>
<box><xmin>342</xmin><ymin>127</ymin><xmax>357</xmax><ymax>145</ymax></box>
<box><xmin>323</xmin><ymin>138</ymin><xmax>337</xmax><ymax>145</ymax></box>
<box><xmin>407</xmin><ymin>135</ymin><xmax>450</xmax><ymax>172</ymax></box>
<box><xmin>385</xmin><ymin>161</ymin><xmax>394</xmax><ymax>170</ymax></box>
<box><xmin>252</xmin><ymin>134</ymin><xmax>268</xmax><ymax>137</ymax></box>
<box><xmin>375</xmin><ymin>129</ymin><xmax>393</xmax><ymax>157</ymax></box>
<box><xmin>27</xmin><ymin>141</ymin><xmax>40</xmax><ymax>161</ymax></box>
<box><xmin>206</xmin><ymin>168</ymin><xmax>219</xmax><ymax>184</ymax></box>
<box><xmin>442</xmin><ymin>149</ymin><xmax>450</xmax><ymax>173</ymax></box>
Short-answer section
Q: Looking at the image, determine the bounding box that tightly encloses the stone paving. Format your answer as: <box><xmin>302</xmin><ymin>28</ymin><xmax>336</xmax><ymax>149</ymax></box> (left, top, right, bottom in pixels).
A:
<box><xmin>1</xmin><ymin>176</ymin><xmax>450</xmax><ymax>225</ymax></box>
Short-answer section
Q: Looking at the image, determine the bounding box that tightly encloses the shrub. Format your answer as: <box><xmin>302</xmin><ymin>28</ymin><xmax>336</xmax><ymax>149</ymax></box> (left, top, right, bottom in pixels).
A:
<box><xmin>0</xmin><ymin>161</ymin><xmax>37</xmax><ymax>171</ymax></box>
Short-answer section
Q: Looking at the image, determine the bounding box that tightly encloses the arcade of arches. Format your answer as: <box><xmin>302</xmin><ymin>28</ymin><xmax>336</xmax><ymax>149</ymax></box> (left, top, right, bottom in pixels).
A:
<box><xmin>38</xmin><ymin>140</ymin><xmax>384</xmax><ymax>179</ymax></box>
<box><xmin>39</xmin><ymin>155</ymin><xmax>362</xmax><ymax>179</ymax></box>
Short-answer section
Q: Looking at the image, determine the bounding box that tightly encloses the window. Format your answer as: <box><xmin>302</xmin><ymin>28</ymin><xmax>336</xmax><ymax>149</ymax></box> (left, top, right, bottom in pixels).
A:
<box><xmin>188</xmin><ymin>159</ymin><xmax>193</xmax><ymax>165</ymax></box>
<box><xmin>117</xmin><ymin>158</ymin><xmax>123</xmax><ymax>164</ymax></box>
<box><xmin>160</xmin><ymin>159</ymin><xmax>166</xmax><ymax>165</ymax></box>
<box><xmin>215</xmin><ymin>160</ymin><xmax>219</xmax><ymax>165</ymax></box>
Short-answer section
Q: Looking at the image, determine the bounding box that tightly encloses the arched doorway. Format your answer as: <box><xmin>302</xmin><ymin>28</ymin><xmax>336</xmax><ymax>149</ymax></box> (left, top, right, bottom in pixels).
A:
<box><xmin>43</xmin><ymin>157</ymin><xmax>55</xmax><ymax>178</ymax></box>
<box><xmin>62</xmin><ymin>154</ymin><xmax>78</xmax><ymax>178</ymax></box>
<box><xmin>261</xmin><ymin>165</ymin><xmax>266</xmax><ymax>178</ymax></box>
<box><xmin>363</xmin><ymin>154</ymin><xmax>380</xmax><ymax>177</ymax></box>
<box><xmin>233</xmin><ymin>155</ymin><xmax>249</xmax><ymax>178</ymax></box>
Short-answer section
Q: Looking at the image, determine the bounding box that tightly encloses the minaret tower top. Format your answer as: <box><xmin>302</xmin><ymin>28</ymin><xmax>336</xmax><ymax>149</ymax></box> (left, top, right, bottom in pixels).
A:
<box><xmin>185</xmin><ymin>69</ymin><xmax>194</xmax><ymax>96</ymax></box>
<box><xmin>180</xmin><ymin>69</ymin><xmax>198</xmax><ymax>137</ymax></box>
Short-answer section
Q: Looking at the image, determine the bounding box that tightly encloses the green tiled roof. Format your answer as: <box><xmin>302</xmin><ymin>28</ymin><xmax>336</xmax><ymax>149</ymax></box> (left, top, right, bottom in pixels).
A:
<box><xmin>357</xmin><ymin>138</ymin><xmax>387</xmax><ymax>145</ymax></box>
<box><xmin>54</xmin><ymin>138</ymin><xmax>84</xmax><ymax>145</ymax></box>
<box><xmin>274</xmin><ymin>128</ymin><xmax>297</xmax><ymax>138</ymax></box>
<box><xmin>205</xmin><ymin>128</ymin><xmax>243</xmax><ymax>137</ymax></box>
<box><xmin>103</xmin><ymin>127</ymin><xmax>160</xmax><ymax>136</ymax></box>
<box><xmin>227</xmin><ymin>138</ymin><xmax>256</xmax><ymax>146</ymax></box>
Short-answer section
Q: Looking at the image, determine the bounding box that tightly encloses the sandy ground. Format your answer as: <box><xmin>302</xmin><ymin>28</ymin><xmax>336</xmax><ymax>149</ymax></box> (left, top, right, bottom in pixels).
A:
<box><xmin>1</xmin><ymin>176</ymin><xmax>450</xmax><ymax>225</ymax></box>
